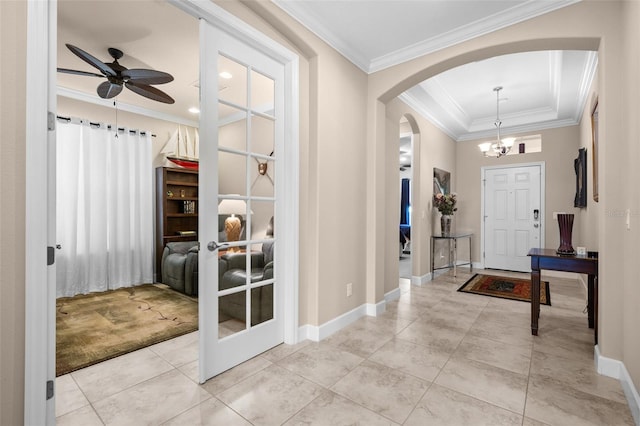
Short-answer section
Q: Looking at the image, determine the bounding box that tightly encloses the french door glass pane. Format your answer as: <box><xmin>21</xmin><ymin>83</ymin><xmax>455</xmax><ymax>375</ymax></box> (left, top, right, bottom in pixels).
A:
<box><xmin>219</xmin><ymin>103</ymin><xmax>247</xmax><ymax>151</ymax></box>
<box><xmin>214</xmin><ymin>53</ymin><xmax>279</xmax><ymax>341</ymax></box>
<box><xmin>250</xmin><ymin>69</ymin><xmax>274</xmax><ymax>113</ymax></box>
<box><xmin>219</xmin><ymin>151</ymin><xmax>247</xmax><ymax>197</ymax></box>
<box><xmin>219</xmin><ymin>54</ymin><xmax>247</xmax><ymax>107</ymax></box>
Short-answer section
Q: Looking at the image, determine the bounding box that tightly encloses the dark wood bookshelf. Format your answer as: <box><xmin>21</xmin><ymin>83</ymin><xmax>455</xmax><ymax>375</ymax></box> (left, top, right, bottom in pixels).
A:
<box><xmin>156</xmin><ymin>167</ymin><xmax>198</xmax><ymax>281</ymax></box>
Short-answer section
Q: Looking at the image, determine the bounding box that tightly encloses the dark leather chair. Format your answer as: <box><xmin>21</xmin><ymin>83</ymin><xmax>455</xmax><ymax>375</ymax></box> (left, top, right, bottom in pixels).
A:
<box><xmin>161</xmin><ymin>241</ymin><xmax>199</xmax><ymax>296</ymax></box>
<box><xmin>218</xmin><ymin>241</ymin><xmax>274</xmax><ymax>325</ymax></box>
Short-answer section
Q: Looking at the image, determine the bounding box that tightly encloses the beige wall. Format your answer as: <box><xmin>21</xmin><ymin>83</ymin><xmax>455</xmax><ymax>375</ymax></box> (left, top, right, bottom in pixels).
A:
<box><xmin>456</xmin><ymin>126</ymin><xmax>580</xmax><ymax>263</ymax></box>
<box><xmin>1</xmin><ymin>1</ymin><xmax>26</xmax><ymax>424</ymax></box>
<box><xmin>577</xmin><ymin>73</ymin><xmax>600</xmax><ymax>252</ymax></box>
<box><xmin>314</xmin><ymin>54</ymin><xmax>368</xmax><ymax>323</ymax></box>
<box><xmin>385</xmin><ymin>97</ymin><xmax>456</xmax><ymax>292</ymax></box>
<box><xmin>621</xmin><ymin>0</ymin><xmax>640</xmax><ymax>396</ymax></box>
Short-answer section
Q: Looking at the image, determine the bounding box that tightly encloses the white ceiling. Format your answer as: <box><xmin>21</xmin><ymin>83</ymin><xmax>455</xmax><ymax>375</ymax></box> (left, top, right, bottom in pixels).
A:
<box><xmin>273</xmin><ymin>0</ymin><xmax>597</xmax><ymax>142</ymax></box>
<box><xmin>57</xmin><ymin>0</ymin><xmax>596</xmax><ymax>144</ymax></box>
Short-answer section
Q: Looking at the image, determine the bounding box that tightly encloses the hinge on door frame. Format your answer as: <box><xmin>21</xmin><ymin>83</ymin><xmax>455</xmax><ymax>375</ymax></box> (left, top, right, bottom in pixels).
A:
<box><xmin>47</xmin><ymin>246</ymin><xmax>55</xmax><ymax>266</ymax></box>
<box><xmin>47</xmin><ymin>111</ymin><xmax>56</xmax><ymax>131</ymax></box>
<box><xmin>46</xmin><ymin>380</ymin><xmax>54</xmax><ymax>400</ymax></box>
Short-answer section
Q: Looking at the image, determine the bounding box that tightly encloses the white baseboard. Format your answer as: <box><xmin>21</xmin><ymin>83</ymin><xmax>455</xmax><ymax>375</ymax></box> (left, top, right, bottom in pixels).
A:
<box><xmin>412</xmin><ymin>273</ymin><xmax>431</xmax><ymax>286</ymax></box>
<box><xmin>366</xmin><ymin>299</ymin><xmax>386</xmax><ymax>316</ymax></box>
<box><xmin>297</xmin><ymin>303</ymin><xmax>367</xmax><ymax>342</ymax></box>
<box><xmin>595</xmin><ymin>345</ymin><xmax>640</xmax><ymax>425</ymax></box>
<box><xmin>385</xmin><ymin>287</ymin><xmax>401</xmax><ymax>303</ymax></box>
<box><xmin>297</xmin><ymin>287</ymin><xmax>403</xmax><ymax>343</ymax></box>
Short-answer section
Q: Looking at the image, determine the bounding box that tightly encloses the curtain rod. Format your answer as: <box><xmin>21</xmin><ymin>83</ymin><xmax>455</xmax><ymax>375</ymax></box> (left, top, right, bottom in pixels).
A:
<box><xmin>56</xmin><ymin>115</ymin><xmax>156</xmax><ymax>137</ymax></box>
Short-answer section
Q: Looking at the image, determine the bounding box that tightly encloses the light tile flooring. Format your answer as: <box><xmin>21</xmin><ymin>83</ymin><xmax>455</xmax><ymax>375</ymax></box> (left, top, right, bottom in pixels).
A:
<box><xmin>56</xmin><ymin>269</ymin><xmax>635</xmax><ymax>425</ymax></box>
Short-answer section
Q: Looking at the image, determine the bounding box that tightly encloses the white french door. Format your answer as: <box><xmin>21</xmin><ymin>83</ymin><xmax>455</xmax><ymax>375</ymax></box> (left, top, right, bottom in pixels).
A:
<box><xmin>198</xmin><ymin>19</ymin><xmax>286</xmax><ymax>382</ymax></box>
<box><xmin>483</xmin><ymin>163</ymin><xmax>544</xmax><ymax>272</ymax></box>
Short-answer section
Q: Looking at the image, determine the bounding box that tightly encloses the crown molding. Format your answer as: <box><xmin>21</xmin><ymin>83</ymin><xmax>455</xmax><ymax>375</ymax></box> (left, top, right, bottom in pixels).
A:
<box><xmin>398</xmin><ymin>92</ymin><xmax>458</xmax><ymax>140</ymax></box>
<box><xmin>274</xmin><ymin>0</ymin><xmax>579</xmax><ymax>74</ymax></box>
<box><xmin>457</xmin><ymin>118</ymin><xmax>580</xmax><ymax>142</ymax></box>
<box><xmin>272</xmin><ymin>0</ymin><xmax>371</xmax><ymax>72</ymax></box>
<box><xmin>574</xmin><ymin>51</ymin><xmax>599</xmax><ymax>121</ymax></box>
<box><xmin>57</xmin><ymin>86</ymin><xmax>199</xmax><ymax>128</ymax></box>
<box><xmin>399</xmin><ymin>91</ymin><xmax>579</xmax><ymax>142</ymax></box>
<box><xmin>368</xmin><ymin>0</ymin><xmax>581</xmax><ymax>73</ymax></box>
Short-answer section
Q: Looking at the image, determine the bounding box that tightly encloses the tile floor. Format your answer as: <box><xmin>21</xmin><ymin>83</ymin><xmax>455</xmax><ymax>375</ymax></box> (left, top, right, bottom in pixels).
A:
<box><xmin>56</xmin><ymin>269</ymin><xmax>635</xmax><ymax>425</ymax></box>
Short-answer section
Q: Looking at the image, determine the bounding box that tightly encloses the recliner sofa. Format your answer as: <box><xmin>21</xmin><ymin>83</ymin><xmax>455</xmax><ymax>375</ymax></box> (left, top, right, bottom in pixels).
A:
<box><xmin>161</xmin><ymin>241</ymin><xmax>199</xmax><ymax>296</ymax></box>
<box><xmin>218</xmin><ymin>241</ymin><xmax>274</xmax><ymax>325</ymax></box>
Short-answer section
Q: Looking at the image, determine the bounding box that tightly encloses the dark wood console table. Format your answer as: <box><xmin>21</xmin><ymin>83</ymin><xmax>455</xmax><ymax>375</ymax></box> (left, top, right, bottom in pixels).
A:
<box><xmin>528</xmin><ymin>248</ymin><xmax>598</xmax><ymax>343</ymax></box>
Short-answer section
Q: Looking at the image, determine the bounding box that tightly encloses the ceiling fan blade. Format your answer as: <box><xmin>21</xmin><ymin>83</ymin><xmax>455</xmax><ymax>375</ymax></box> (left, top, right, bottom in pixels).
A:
<box><xmin>57</xmin><ymin>68</ymin><xmax>105</xmax><ymax>78</ymax></box>
<box><xmin>122</xmin><ymin>69</ymin><xmax>174</xmax><ymax>85</ymax></box>
<box><xmin>66</xmin><ymin>44</ymin><xmax>116</xmax><ymax>77</ymax></box>
<box><xmin>125</xmin><ymin>81</ymin><xmax>175</xmax><ymax>104</ymax></box>
<box><xmin>97</xmin><ymin>81</ymin><xmax>123</xmax><ymax>99</ymax></box>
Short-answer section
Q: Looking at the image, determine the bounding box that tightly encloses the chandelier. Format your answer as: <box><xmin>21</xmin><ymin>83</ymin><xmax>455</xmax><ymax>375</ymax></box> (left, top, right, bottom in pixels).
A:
<box><xmin>478</xmin><ymin>86</ymin><xmax>515</xmax><ymax>158</ymax></box>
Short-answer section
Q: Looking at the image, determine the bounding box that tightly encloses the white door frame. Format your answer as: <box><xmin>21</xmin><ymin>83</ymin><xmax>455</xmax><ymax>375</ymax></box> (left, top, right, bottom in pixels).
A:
<box><xmin>480</xmin><ymin>161</ymin><xmax>545</xmax><ymax>270</ymax></box>
<box><xmin>24</xmin><ymin>0</ymin><xmax>299</xmax><ymax>422</ymax></box>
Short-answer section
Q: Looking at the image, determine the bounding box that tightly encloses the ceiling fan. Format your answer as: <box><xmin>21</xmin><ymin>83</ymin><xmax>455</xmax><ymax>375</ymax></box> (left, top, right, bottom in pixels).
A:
<box><xmin>57</xmin><ymin>44</ymin><xmax>175</xmax><ymax>104</ymax></box>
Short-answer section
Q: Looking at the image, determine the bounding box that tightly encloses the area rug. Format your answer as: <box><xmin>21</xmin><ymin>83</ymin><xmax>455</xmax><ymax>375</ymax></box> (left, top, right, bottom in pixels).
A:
<box><xmin>56</xmin><ymin>284</ymin><xmax>198</xmax><ymax>376</ymax></box>
<box><xmin>458</xmin><ymin>274</ymin><xmax>551</xmax><ymax>305</ymax></box>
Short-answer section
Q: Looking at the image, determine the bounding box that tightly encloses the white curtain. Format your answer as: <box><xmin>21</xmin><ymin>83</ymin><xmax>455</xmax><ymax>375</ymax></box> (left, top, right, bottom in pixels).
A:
<box><xmin>56</xmin><ymin>118</ymin><xmax>153</xmax><ymax>297</ymax></box>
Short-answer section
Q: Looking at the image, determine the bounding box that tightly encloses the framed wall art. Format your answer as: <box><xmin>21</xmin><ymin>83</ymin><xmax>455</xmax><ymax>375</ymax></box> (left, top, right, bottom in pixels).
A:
<box><xmin>591</xmin><ymin>100</ymin><xmax>599</xmax><ymax>202</ymax></box>
<box><xmin>574</xmin><ymin>147</ymin><xmax>587</xmax><ymax>208</ymax></box>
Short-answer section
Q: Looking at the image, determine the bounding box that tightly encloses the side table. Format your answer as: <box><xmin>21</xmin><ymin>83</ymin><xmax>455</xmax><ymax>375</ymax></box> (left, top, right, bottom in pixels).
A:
<box><xmin>430</xmin><ymin>233</ymin><xmax>473</xmax><ymax>277</ymax></box>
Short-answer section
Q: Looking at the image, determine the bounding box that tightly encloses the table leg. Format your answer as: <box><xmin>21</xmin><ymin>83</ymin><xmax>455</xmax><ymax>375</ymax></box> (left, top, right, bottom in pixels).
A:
<box><xmin>531</xmin><ymin>269</ymin><xmax>541</xmax><ymax>336</ymax></box>
<box><xmin>469</xmin><ymin>236</ymin><xmax>473</xmax><ymax>273</ymax></box>
<box><xmin>587</xmin><ymin>274</ymin><xmax>595</xmax><ymax>329</ymax></box>
<box><xmin>430</xmin><ymin>238</ymin><xmax>434</xmax><ymax>276</ymax></box>
<box><xmin>453</xmin><ymin>238</ymin><xmax>458</xmax><ymax>277</ymax></box>
<box><xmin>594</xmin><ymin>275</ymin><xmax>598</xmax><ymax>345</ymax></box>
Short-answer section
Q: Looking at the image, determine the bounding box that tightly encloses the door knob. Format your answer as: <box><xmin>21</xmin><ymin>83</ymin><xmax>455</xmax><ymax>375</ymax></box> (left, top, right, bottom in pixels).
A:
<box><xmin>207</xmin><ymin>241</ymin><xmax>228</xmax><ymax>252</ymax></box>
<box><xmin>534</xmin><ymin>223</ymin><xmax>539</xmax><ymax>228</ymax></box>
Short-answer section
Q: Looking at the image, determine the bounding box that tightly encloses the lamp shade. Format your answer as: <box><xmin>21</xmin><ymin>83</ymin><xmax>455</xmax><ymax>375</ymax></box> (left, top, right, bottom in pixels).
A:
<box><xmin>502</xmin><ymin>137</ymin><xmax>516</xmax><ymax>148</ymax></box>
<box><xmin>478</xmin><ymin>142</ymin><xmax>491</xmax><ymax>153</ymax></box>
<box><xmin>218</xmin><ymin>197</ymin><xmax>252</xmax><ymax>215</ymax></box>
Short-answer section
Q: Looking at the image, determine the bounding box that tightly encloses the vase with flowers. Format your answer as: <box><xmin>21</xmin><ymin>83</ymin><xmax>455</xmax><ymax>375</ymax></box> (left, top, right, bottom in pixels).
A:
<box><xmin>434</xmin><ymin>192</ymin><xmax>457</xmax><ymax>236</ymax></box>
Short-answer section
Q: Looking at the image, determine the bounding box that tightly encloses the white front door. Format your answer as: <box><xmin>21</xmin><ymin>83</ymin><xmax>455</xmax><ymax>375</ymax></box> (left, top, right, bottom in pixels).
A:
<box><xmin>483</xmin><ymin>164</ymin><xmax>544</xmax><ymax>272</ymax></box>
<box><xmin>198</xmin><ymin>19</ymin><xmax>286</xmax><ymax>382</ymax></box>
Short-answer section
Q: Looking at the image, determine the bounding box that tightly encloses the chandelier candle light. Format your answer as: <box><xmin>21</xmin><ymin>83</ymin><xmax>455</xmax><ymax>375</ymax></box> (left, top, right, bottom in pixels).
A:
<box><xmin>479</xmin><ymin>86</ymin><xmax>516</xmax><ymax>158</ymax></box>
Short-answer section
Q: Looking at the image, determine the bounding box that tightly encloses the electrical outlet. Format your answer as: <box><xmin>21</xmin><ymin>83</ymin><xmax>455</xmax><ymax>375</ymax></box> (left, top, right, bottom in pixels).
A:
<box><xmin>346</xmin><ymin>282</ymin><xmax>353</xmax><ymax>297</ymax></box>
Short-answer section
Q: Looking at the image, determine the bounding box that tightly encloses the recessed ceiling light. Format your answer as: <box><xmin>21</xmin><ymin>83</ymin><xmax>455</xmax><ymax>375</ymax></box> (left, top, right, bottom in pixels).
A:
<box><xmin>220</xmin><ymin>71</ymin><xmax>233</xmax><ymax>79</ymax></box>
<box><xmin>188</xmin><ymin>107</ymin><xmax>200</xmax><ymax>114</ymax></box>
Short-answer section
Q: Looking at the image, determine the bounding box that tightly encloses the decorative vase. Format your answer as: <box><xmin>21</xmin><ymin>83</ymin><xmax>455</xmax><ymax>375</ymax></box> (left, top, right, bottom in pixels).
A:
<box><xmin>440</xmin><ymin>215</ymin><xmax>452</xmax><ymax>237</ymax></box>
<box><xmin>557</xmin><ymin>213</ymin><xmax>576</xmax><ymax>255</ymax></box>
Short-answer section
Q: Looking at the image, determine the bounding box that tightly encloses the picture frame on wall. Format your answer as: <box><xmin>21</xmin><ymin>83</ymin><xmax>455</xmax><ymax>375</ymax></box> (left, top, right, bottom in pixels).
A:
<box><xmin>591</xmin><ymin>100</ymin><xmax>599</xmax><ymax>202</ymax></box>
<box><xmin>433</xmin><ymin>168</ymin><xmax>451</xmax><ymax>195</ymax></box>
<box><xmin>575</xmin><ymin>147</ymin><xmax>587</xmax><ymax>208</ymax></box>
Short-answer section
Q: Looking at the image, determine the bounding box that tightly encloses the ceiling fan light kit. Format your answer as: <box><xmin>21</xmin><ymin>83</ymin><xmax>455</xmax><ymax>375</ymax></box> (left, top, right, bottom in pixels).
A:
<box><xmin>58</xmin><ymin>44</ymin><xmax>175</xmax><ymax>104</ymax></box>
<box><xmin>479</xmin><ymin>86</ymin><xmax>514</xmax><ymax>158</ymax></box>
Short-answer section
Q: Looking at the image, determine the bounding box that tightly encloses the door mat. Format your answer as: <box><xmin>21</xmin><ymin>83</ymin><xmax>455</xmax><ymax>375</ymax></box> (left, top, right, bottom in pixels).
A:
<box><xmin>458</xmin><ymin>274</ymin><xmax>551</xmax><ymax>305</ymax></box>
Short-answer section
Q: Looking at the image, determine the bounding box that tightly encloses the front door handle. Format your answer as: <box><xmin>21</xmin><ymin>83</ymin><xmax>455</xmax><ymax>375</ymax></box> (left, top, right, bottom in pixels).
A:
<box><xmin>207</xmin><ymin>241</ymin><xmax>228</xmax><ymax>252</ymax></box>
